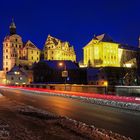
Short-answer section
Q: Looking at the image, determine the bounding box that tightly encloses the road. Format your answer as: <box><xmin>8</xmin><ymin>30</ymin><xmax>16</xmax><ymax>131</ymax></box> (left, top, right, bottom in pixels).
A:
<box><xmin>0</xmin><ymin>87</ymin><xmax>140</xmax><ymax>140</ymax></box>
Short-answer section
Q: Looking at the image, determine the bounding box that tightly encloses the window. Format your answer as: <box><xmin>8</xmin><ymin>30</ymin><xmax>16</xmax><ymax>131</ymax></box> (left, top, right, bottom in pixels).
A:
<box><xmin>19</xmin><ymin>77</ymin><xmax>22</xmax><ymax>80</ymax></box>
<box><xmin>6</xmin><ymin>43</ymin><xmax>8</xmax><ymax>46</ymax></box>
<box><xmin>6</xmin><ymin>49</ymin><xmax>8</xmax><ymax>53</ymax></box>
<box><xmin>6</xmin><ymin>68</ymin><xmax>8</xmax><ymax>71</ymax></box>
<box><xmin>37</xmin><ymin>51</ymin><xmax>38</xmax><ymax>55</ymax></box>
<box><xmin>6</xmin><ymin>55</ymin><xmax>8</xmax><ymax>59</ymax></box>
<box><xmin>37</xmin><ymin>57</ymin><xmax>38</xmax><ymax>60</ymax></box>
<box><xmin>15</xmin><ymin>39</ymin><xmax>18</xmax><ymax>42</ymax></box>
<box><xmin>32</xmin><ymin>56</ymin><xmax>33</xmax><ymax>60</ymax></box>
<box><xmin>6</xmin><ymin>62</ymin><xmax>8</xmax><ymax>65</ymax></box>
<box><xmin>52</xmin><ymin>51</ymin><xmax>53</xmax><ymax>54</ymax></box>
<box><xmin>32</xmin><ymin>51</ymin><xmax>33</xmax><ymax>54</ymax></box>
<box><xmin>11</xmin><ymin>77</ymin><xmax>14</xmax><ymax>80</ymax></box>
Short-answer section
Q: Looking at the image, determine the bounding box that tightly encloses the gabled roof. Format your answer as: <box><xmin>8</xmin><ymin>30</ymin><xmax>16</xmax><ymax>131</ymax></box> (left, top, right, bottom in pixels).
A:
<box><xmin>24</xmin><ymin>40</ymin><xmax>39</xmax><ymax>50</ymax></box>
<box><xmin>45</xmin><ymin>34</ymin><xmax>60</xmax><ymax>45</ymax></box>
<box><xmin>95</xmin><ymin>34</ymin><xmax>114</xmax><ymax>42</ymax></box>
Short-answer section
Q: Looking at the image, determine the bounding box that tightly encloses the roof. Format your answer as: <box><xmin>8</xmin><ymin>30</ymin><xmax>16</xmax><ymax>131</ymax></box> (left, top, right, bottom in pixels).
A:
<box><xmin>119</xmin><ymin>44</ymin><xmax>138</xmax><ymax>51</ymax></box>
<box><xmin>9</xmin><ymin>18</ymin><xmax>16</xmax><ymax>29</ymax></box>
<box><xmin>24</xmin><ymin>40</ymin><xmax>40</xmax><ymax>50</ymax></box>
<box><xmin>42</xmin><ymin>60</ymin><xmax>79</xmax><ymax>70</ymax></box>
<box><xmin>95</xmin><ymin>34</ymin><xmax>114</xmax><ymax>42</ymax></box>
<box><xmin>7</xmin><ymin>66</ymin><xmax>27</xmax><ymax>76</ymax></box>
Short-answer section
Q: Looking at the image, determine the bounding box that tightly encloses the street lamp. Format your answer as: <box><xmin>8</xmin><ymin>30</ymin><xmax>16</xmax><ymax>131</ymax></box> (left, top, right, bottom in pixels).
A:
<box><xmin>58</xmin><ymin>62</ymin><xmax>68</xmax><ymax>90</ymax></box>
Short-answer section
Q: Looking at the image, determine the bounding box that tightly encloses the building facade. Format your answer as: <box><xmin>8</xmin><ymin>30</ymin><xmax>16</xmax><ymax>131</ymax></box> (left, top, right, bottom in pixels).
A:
<box><xmin>3</xmin><ymin>19</ymin><xmax>40</xmax><ymax>72</ymax></box>
<box><xmin>43</xmin><ymin>35</ymin><xmax>76</xmax><ymax>62</ymax></box>
<box><xmin>83</xmin><ymin>34</ymin><xmax>137</xmax><ymax>68</ymax></box>
<box><xmin>6</xmin><ymin>66</ymin><xmax>33</xmax><ymax>85</ymax></box>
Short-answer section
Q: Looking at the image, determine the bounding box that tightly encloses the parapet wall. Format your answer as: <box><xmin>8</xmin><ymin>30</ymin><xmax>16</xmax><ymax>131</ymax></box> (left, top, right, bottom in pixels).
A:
<box><xmin>115</xmin><ymin>86</ymin><xmax>140</xmax><ymax>97</ymax></box>
<box><xmin>21</xmin><ymin>84</ymin><xmax>107</xmax><ymax>94</ymax></box>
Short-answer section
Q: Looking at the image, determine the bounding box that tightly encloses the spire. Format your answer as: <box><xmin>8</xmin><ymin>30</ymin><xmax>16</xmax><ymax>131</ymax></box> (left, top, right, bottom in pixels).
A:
<box><xmin>9</xmin><ymin>18</ymin><xmax>16</xmax><ymax>35</ymax></box>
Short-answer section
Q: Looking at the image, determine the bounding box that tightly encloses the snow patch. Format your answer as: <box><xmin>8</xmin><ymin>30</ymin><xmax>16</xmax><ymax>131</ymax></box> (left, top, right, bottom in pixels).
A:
<box><xmin>0</xmin><ymin>93</ymin><xmax>3</xmax><ymax>97</ymax></box>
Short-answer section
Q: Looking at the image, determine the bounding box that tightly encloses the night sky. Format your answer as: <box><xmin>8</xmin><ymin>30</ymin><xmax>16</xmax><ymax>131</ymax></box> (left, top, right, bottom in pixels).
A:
<box><xmin>0</xmin><ymin>0</ymin><xmax>140</xmax><ymax>69</ymax></box>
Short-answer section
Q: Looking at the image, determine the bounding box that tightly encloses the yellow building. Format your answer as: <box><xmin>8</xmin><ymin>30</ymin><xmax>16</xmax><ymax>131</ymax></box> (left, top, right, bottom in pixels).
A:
<box><xmin>83</xmin><ymin>34</ymin><xmax>120</xmax><ymax>67</ymax></box>
<box><xmin>43</xmin><ymin>35</ymin><xmax>76</xmax><ymax>62</ymax></box>
<box><xmin>3</xmin><ymin>19</ymin><xmax>40</xmax><ymax>72</ymax></box>
<box><xmin>20</xmin><ymin>40</ymin><xmax>40</xmax><ymax>66</ymax></box>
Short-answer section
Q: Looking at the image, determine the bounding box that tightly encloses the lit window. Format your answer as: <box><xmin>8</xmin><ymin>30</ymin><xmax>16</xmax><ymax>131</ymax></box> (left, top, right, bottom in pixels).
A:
<box><xmin>19</xmin><ymin>77</ymin><xmax>22</xmax><ymax>80</ymax></box>
<box><xmin>15</xmin><ymin>71</ymin><xmax>20</xmax><ymax>75</ymax></box>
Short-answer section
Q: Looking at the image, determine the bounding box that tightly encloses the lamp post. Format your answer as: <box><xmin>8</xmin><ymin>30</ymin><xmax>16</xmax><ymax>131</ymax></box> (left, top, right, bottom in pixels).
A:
<box><xmin>59</xmin><ymin>62</ymin><xmax>68</xmax><ymax>90</ymax></box>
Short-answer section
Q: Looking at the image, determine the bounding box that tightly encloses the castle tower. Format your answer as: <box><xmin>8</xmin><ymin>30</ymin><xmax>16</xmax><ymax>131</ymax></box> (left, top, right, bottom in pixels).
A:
<box><xmin>3</xmin><ymin>19</ymin><xmax>23</xmax><ymax>72</ymax></box>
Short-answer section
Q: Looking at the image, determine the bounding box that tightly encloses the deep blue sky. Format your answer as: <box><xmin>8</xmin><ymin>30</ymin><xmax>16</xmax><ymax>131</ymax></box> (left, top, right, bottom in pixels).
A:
<box><xmin>0</xmin><ymin>0</ymin><xmax>140</xmax><ymax>68</ymax></box>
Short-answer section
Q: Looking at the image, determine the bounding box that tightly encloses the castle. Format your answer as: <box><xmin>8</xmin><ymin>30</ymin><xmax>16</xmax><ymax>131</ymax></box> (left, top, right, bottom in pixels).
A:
<box><xmin>0</xmin><ymin>19</ymin><xmax>139</xmax><ymax>85</ymax></box>
<box><xmin>83</xmin><ymin>34</ymin><xmax>137</xmax><ymax>68</ymax></box>
<box><xmin>43</xmin><ymin>35</ymin><xmax>76</xmax><ymax>62</ymax></box>
<box><xmin>3</xmin><ymin>19</ymin><xmax>76</xmax><ymax>73</ymax></box>
<box><xmin>3</xmin><ymin>19</ymin><xmax>41</xmax><ymax>72</ymax></box>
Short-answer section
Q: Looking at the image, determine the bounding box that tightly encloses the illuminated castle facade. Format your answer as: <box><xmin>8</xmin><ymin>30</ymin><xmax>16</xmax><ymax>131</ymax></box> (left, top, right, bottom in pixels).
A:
<box><xmin>43</xmin><ymin>35</ymin><xmax>76</xmax><ymax>62</ymax></box>
<box><xmin>83</xmin><ymin>34</ymin><xmax>137</xmax><ymax>68</ymax></box>
<box><xmin>3</xmin><ymin>19</ymin><xmax>41</xmax><ymax>72</ymax></box>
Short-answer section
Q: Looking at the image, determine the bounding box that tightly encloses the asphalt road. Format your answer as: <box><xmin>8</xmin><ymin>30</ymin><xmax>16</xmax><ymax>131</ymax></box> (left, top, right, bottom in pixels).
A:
<box><xmin>0</xmin><ymin>87</ymin><xmax>140</xmax><ymax>140</ymax></box>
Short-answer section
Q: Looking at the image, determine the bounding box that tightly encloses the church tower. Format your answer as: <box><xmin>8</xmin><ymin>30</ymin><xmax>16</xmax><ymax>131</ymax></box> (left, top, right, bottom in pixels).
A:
<box><xmin>9</xmin><ymin>18</ymin><xmax>16</xmax><ymax>35</ymax></box>
<box><xmin>3</xmin><ymin>19</ymin><xmax>23</xmax><ymax>72</ymax></box>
